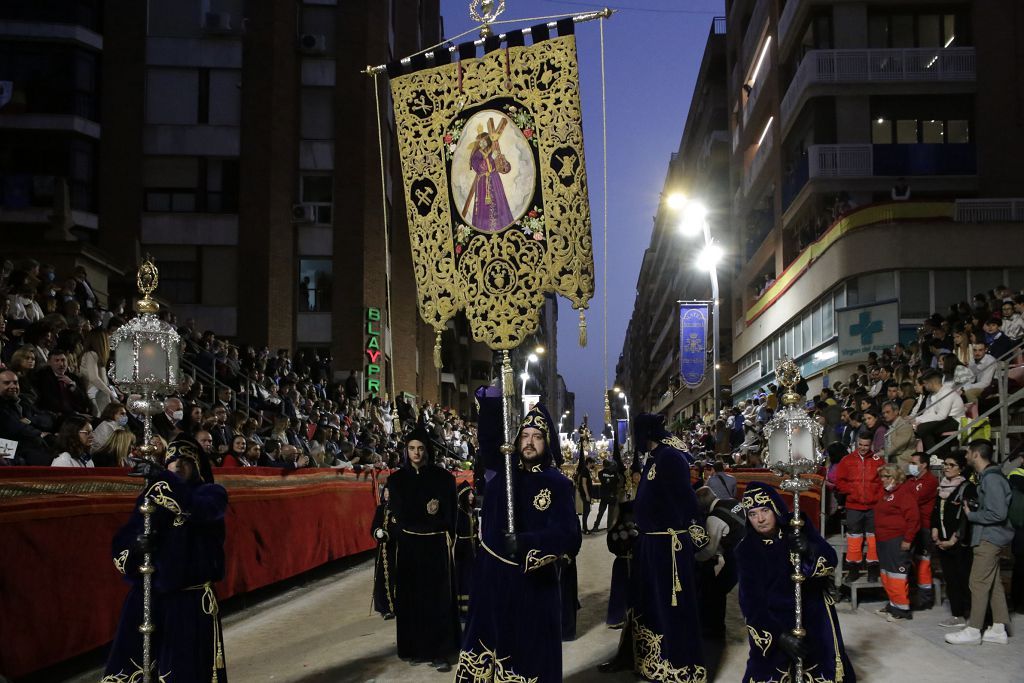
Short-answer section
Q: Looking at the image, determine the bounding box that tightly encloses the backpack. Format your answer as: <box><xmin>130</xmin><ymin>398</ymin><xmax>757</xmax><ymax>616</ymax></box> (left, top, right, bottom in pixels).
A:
<box><xmin>1008</xmin><ymin>468</ymin><xmax>1024</xmax><ymax>529</ymax></box>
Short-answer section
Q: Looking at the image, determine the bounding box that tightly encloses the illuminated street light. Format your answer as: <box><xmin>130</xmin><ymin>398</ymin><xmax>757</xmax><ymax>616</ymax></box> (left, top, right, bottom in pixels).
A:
<box><xmin>696</xmin><ymin>243</ymin><xmax>724</xmax><ymax>271</ymax></box>
<box><xmin>666</xmin><ymin>192</ymin><xmax>687</xmax><ymax>210</ymax></box>
<box><xmin>678</xmin><ymin>200</ymin><xmax>707</xmax><ymax>237</ymax></box>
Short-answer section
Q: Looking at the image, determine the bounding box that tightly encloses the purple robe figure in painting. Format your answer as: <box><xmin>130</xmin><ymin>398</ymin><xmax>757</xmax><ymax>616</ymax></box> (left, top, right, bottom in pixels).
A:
<box><xmin>468</xmin><ymin>130</ymin><xmax>514</xmax><ymax>231</ymax></box>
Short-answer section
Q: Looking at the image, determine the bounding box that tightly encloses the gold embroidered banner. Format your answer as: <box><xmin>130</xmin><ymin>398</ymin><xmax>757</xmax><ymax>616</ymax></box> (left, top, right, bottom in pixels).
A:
<box><xmin>390</xmin><ymin>34</ymin><xmax>595</xmax><ymax>352</ymax></box>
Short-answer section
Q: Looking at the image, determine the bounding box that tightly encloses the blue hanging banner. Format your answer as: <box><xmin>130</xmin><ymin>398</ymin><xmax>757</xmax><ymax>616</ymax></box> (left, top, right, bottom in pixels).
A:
<box><xmin>679</xmin><ymin>303</ymin><xmax>709</xmax><ymax>388</ymax></box>
<box><xmin>616</xmin><ymin>419</ymin><xmax>629</xmax><ymax>446</ymax></box>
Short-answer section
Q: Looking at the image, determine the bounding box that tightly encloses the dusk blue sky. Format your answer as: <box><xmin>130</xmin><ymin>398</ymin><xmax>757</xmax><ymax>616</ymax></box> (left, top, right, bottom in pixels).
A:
<box><xmin>440</xmin><ymin>0</ymin><xmax>725</xmax><ymax>425</ymax></box>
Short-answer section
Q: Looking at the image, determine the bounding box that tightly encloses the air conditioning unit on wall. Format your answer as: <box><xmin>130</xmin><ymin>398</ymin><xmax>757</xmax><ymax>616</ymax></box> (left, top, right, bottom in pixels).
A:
<box><xmin>291</xmin><ymin>204</ymin><xmax>316</xmax><ymax>224</ymax></box>
<box><xmin>298</xmin><ymin>34</ymin><xmax>326</xmax><ymax>53</ymax></box>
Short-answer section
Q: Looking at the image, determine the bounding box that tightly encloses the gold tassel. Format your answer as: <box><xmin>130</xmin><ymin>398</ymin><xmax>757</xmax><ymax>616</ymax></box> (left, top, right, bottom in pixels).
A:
<box><xmin>433</xmin><ymin>331</ymin><xmax>443</xmax><ymax>369</ymax></box>
<box><xmin>501</xmin><ymin>351</ymin><xmax>515</xmax><ymax>398</ymax></box>
<box><xmin>578</xmin><ymin>309</ymin><xmax>587</xmax><ymax>347</ymax></box>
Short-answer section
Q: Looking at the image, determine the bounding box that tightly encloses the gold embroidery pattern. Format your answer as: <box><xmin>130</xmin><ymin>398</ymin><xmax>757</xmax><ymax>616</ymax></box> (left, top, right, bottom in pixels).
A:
<box><xmin>113</xmin><ymin>549</ymin><xmax>129</xmax><ymax>575</ymax></box>
<box><xmin>454</xmin><ymin>643</ymin><xmax>538</xmax><ymax>683</ymax></box>
<box><xmin>688</xmin><ymin>524</ymin><xmax>709</xmax><ymax>549</ymax></box>
<box><xmin>746</xmin><ymin>625</ymin><xmax>773</xmax><ymax>656</ymax></box>
<box><xmin>146</xmin><ymin>480</ymin><xmax>188</xmax><ymax>527</ymax></box>
<box><xmin>747</xmin><ymin>663</ymin><xmax>832</xmax><ymax>683</ymax></box>
<box><xmin>660</xmin><ymin>436</ymin><xmax>688</xmax><ymax>452</ymax></box>
<box><xmin>647</xmin><ymin>464</ymin><xmax>657</xmax><ymax>481</ymax></box>
<box><xmin>632</xmin><ymin>618</ymin><xmax>708</xmax><ymax>683</ymax></box>
<box><xmin>427</xmin><ymin>498</ymin><xmax>440</xmax><ymax>515</ymax></box>
<box><xmin>532</xmin><ymin>488</ymin><xmax>551</xmax><ymax>511</ymax></box>
<box><xmin>812</xmin><ymin>556</ymin><xmax>834</xmax><ymax>578</ymax></box>
<box><xmin>520</xmin><ymin>412</ymin><xmax>550</xmax><ymax>439</ymax></box>
<box><xmin>99</xmin><ymin>662</ymin><xmax>170</xmax><ymax>683</ymax></box>
<box><xmin>389</xmin><ymin>36</ymin><xmax>595</xmax><ymax>351</ymax></box>
<box><xmin>524</xmin><ymin>548</ymin><xmax>558</xmax><ymax>573</ymax></box>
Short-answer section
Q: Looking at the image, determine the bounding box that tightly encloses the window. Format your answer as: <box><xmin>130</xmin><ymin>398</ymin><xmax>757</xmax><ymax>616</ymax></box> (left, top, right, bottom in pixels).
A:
<box><xmin>867</xmin><ymin>12</ymin><xmax>963</xmax><ymax>49</ymax></box>
<box><xmin>812</xmin><ymin>304</ymin><xmax>823</xmax><ymax>346</ymax></box>
<box><xmin>917</xmin><ymin>14</ymin><xmax>941</xmax><ymax>48</ymax></box>
<box><xmin>890</xmin><ymin>15</ymin><xmax>914</xmax><ymax>48</ymax></box>
<box><xmin>896</xmin><ymin>120</ymin><xmax>918</xmax><ymax>144</ymax></box>
<box><xmin>822</xmin><ymin>299</ymin><xmax>834</xmax><ymax>338</ymax></box>
<box><xmin>300</xmin><ymin>174</ymin><xmax>333</xmax><ymax>224</ymax></box>
<box><xmin>298</xmin><ymin>259</ymin><xmax>333</xmax><ymax>312</ymax></box>
<box><xmin>143</xmin><ymin>157</ymin><xmax>237</xmax><ymax>213</ymax></box>
<box><xmin>970</xmin><ymin>270</ymin><xmax>1004</xmax><ymax>298</ymax></box>
<box><xmin>872</xmin><ymin>118</ymin><xmax>893</xmax><ymax>144</ymax></box>
<box><xmin>301</xmin><ymin>88</ymin><xmax>334</xmax><ymax>140</ymax></box>
<box><xmin>900</xmin><ymin>270</ymin><xmax>931</xmax><ymax>318</ymax></box>
<box><xmin>948</xmin><ymin>120</ymin><xmax>969</xmax><ymax>143</ymax></box>
<box><xmin>801</xmin><ymin>314</ymin><xmax>812</xmax><ymax>351</ymax></box>
<box><xmin>146</xmin><ymin>69</ymin><xmax>199</xmax><ymax>125</ymax></box>
<box><xmin>922</xmin><ymin>120</ymin><xmax>944</xmax><ymax>144</ymax></box>
<box><xmin>933</xmin><ymin>270</ymin><xmax>966</xmax><ymax>310</ymax></box>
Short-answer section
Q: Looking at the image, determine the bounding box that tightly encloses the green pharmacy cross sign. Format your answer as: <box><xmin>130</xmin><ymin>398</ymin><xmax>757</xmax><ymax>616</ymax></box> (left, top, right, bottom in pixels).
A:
<box><xmin>849</xmin><ymin>311</ymin><xmax>884</xmax><ymax>345</ymax></box>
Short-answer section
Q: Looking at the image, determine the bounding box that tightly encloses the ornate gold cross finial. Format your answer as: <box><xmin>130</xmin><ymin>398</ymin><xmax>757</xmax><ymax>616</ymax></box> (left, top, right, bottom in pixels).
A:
<box><xmin>136</xmin><ymin>255</ymin><xmax>160</xmax><ymax>314</ymax></box>
<box><xmin>470</xmin><ymin>0</ymin><xmax>506</xmax><ymax>37</ymax></box>
<box><xmin>776</xmin><ymin>356</ymin><xmax>802</xmax><ymax>406</ymax></box>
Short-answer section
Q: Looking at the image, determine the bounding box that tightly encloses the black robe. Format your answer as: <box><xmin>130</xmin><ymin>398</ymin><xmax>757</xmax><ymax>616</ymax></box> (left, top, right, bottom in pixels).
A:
<box><xmin>387</xmin><ymin>463</ymin><xmax>461</xmax><ymax>661</ymax></box>
<box><xmin>454</xmin><ymin>486</ymin><xmax>478</xmax><ymax>621</ymax></box>
<box><xmin>736</xmin><ymin>498</ymin><xmax>856</xmax><ymax>683</ymax></box>
<box><xmin>629</xmin><ymin>440</ymin><xmax>707</xmax><ymax>682</ymax></box>
<box><xmin>455</xmin><ymin>394</ymin><xmax>582</xmax><ymax>682</ymax></box>
<box><xmin>104</xmin><ymin>472</ymin><xmax>228</xmax><ymax>682</ymax></box>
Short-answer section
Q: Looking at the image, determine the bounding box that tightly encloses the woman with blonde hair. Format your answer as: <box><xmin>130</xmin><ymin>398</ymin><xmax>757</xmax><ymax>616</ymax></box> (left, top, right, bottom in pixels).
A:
<box><xmin>93</xmin><ymin>429</ymin><xmax>136</xmax><ymax>467</ymax></box>
<box><xmin>79</xmin><ymin>328</ymin><xmax>115</xmax><ymax>415</ymax></box>
<box><xmin>874</xmin><ymin>464</ymin><xmax>919</xmax><ymax>622</ymax></box>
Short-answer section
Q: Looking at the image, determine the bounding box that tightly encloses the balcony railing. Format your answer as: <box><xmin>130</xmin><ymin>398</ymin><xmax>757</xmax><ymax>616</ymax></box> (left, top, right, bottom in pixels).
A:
<box><xmin>742</xmin><ymin>49</ymin><xmax>771</xmax><ymax>126</ymax></box>
<box><xmin>743</xmin><ymin>123</ymin><xmax>775</xmax><ymax>196</ymax></box>
<box><xmin>954</xmin><ymin>198</ymin><xmax>1024</xmax><ymax>223</ymax></box>
<box><xmin>739</xmin><ymin>0</ymin><xmax>771</xmax><ymax>81</ymax></box>
<box><xmin>804</xmin><ymin>143</ymin><xmax>976</xmax><ymax>179</ymax></box>
<box><xmin>780</xmin><ymin>47</ymin><xmax>976</xmax><ymax>127</ymax></box>
<box><xmin>808</xmin><ymin>144</ymin><xmax>872</xmax><ymax>177</ymax></box>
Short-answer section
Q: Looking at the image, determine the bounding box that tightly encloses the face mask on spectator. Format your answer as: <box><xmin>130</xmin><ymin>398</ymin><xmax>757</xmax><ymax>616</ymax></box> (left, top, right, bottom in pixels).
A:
<box><xmin>117</xmin><ymin>415</ymin><xmax>129</xmax><ymax>427</ymax></box>
<box><xmin>171</xmin><ymin>409</ymin><xmax>184</xmax><ymax>421</ymax></box>
<box><xmin>908</xmin><ymin>464</ymin><xmax>920</xmax><ymax>477</ymax></box>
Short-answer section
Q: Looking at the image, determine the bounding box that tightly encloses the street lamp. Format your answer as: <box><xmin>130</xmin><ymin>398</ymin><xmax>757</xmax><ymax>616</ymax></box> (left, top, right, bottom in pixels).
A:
<box><xmin>671</xmin><ymin>195</ymin><xmax>722</xmax><ymax>413</ymax></box>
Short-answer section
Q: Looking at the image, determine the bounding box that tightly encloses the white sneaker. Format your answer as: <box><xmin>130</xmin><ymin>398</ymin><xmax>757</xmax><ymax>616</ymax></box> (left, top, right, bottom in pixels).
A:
<box><xmin>982</xmin><ymin>624</ymin><xmax>1008</xmax><ymax>644</ymax></box>
<box><xmin>945</xmin><ymin>626</ymin><xmax>982</xmax><ymax>645</ymax></box>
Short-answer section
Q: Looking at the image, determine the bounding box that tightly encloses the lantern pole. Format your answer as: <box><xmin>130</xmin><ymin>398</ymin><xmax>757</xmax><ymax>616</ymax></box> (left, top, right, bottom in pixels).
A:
<box><xmin>110</xmin><ymin>257</ymin><xmax>183</xmax><ymax>683</ymax></box>
<box><xmin>764</xmin><ymin>357</ymin><xmax>824</xmax><ymax>683</ymax></box>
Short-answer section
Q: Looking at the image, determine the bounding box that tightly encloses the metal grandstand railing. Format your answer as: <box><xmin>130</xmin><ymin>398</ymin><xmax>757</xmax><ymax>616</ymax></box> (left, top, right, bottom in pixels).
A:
<box><xmin>926</xmin><ymin>338</ymin><xmax>1024</xmax><ymax>460</ymax></box>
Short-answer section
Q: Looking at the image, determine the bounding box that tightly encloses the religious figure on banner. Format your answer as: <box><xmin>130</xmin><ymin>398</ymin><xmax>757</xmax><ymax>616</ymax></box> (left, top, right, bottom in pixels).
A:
<box><xmin>451</xmin><ymin>110</ymin><xmax>537</xmax><ymax>233</ymax></box>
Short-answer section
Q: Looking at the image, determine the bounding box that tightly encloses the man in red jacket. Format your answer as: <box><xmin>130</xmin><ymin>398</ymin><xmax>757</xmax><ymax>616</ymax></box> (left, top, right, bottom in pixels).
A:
<box><xmin>835</xmin><ymin>434</ymin><xmax>885</xmax><ymax>582</ymax></box>
<box><xmin>908</xmin><ymin>452</ymin><xmax>938</xmax><ymax>609</ymax></box>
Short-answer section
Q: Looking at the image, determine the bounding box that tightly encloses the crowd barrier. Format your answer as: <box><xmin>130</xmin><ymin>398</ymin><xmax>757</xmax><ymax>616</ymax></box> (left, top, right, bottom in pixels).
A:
<box><xmin>0</xmin><ymin>466</ymin><xmax>810</xmax><ymax>678</ymax></box>
<box><xmin>0</xmin><ymin>467</ymin><xmax>471</xmax><ymax>679</ymax></box>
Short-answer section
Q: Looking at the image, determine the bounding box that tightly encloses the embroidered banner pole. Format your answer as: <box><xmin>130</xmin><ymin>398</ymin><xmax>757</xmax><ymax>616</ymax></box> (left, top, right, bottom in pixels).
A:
<box><xmin>678</xmin><ymin>302</ymin><xmax>710</xmax><ymax>389</ymax></box>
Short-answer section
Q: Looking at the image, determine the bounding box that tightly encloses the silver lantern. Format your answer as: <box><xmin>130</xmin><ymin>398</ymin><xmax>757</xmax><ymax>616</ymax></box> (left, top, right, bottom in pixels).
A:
<box><xmin>761</xmin><ymin>357</ymin><xmax>824</xmax><ymax>683</ymax></box>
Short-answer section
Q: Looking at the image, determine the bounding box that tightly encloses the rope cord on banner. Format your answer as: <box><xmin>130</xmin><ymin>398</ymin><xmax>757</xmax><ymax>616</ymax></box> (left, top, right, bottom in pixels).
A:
<box><xmin>600</xmin><ymin>15</ymin><xmax>609</xmax><ymax>402</ymax></box>
<box><xmin>372</xmin><ymin>73</ymin><xmax>398</xmax><ymax>399</ymax></box>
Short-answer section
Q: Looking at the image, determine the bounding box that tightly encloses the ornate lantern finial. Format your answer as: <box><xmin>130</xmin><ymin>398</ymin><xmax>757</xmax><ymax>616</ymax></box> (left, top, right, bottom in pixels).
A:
<box><xmin>776</xmin><ymin>356</ymin><xmax>802</xmax><ymax>407</ymax></box>
<box><xmin>135</xmin><ymin>256</ymin><xmax>160</xmax><ymax>314</ymax></box>
<box><xmin>470</xmin><ymin>0</ymin><xmax>506</xmax><ymax>38</ymax></box>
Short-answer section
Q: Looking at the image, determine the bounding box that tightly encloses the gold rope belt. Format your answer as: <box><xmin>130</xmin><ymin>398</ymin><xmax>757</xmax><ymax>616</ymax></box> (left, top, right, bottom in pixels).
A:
<box><xmin>644</xmin><ymin>528</ymin><xmax>690</xmax><ymax>607</ymax></box>
<box><xmin>185</xmin><ymin>582</ymin><xmax>224</xmax><ymax>681</ymax></box>
<box><xmin>481</xmin><ymin>540</ymin><xmax>517</xmax><ymax>566</ymax></box>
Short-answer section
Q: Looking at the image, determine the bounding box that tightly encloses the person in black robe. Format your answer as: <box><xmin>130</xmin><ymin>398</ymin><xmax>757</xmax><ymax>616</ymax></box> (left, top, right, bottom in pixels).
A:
<box><xmin>605</xmin><ymin>438</ymin><xmax>635</xmax><ymax>628</ymax></box>
<box><xmin>103</xmin><ymin>440</ymin><xmax>228</xmax><ymax>682</ymax></box>
<box><xmin>387</xmin><ymin>427</ymin><xmax>460</xmax><ymax>672</ymax></box>
<box><xmin>599</xmin><ymin>413</ymin><xmax>706</xmax><ymax>682</ymax></box>
<box><xmin>454</xmin><ymin>480</ymin><xmax>478</xmax><ymax>622</ymax></box>
<box><xmin>736</xmin><ymin>482</ymin><xmax>856</xmax><ymax>683</ymax></box>
<box><xmin>455</xmin><ymin>390</ymin><xmax>582</xmax><ymax>683</ymax></box>
<box><xmin>370</xmin><ymin>479</ymin><xmax>396</xmax><ymax>619</ymax></box>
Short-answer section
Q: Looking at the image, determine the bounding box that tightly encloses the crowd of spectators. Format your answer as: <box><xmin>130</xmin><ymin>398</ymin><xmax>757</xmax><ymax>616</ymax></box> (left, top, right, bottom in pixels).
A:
<box><xmin>0</xmin><ymin>257</ymin><xmax>478</xmax><ymax>473</ymax></box>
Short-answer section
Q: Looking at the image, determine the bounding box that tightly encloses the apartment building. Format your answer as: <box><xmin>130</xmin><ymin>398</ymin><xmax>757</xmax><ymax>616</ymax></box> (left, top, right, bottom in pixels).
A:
<box><xmin>727</xmin><ymin>0</ymin><xmax>1024</xmax><ymax>400</ymax></box>
<box><xmin>616</xmin><ymin>17</ymin><xmax>731</xmax><ymax>422</ymax></box>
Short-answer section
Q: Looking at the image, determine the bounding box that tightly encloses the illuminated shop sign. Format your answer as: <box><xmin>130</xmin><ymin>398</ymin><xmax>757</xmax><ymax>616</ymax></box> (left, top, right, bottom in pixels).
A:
<box><xmin>365</xmin><ymin>307</ymin><xmax>382</xmax><ymax>395</ymax></box>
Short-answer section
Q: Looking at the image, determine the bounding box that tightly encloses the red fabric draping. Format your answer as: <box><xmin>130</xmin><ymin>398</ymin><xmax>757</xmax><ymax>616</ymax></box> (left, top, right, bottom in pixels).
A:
<box><xmin>0</xmin><ymin>467</ymin><xmax>472</xmax><ymax>679</ymax></box>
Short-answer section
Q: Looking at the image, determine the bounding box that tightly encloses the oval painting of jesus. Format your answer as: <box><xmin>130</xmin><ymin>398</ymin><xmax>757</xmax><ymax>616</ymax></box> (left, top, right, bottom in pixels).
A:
<box><xmin>450</xmin><ymin>109</ymin><xmax>536</xmax><ymax>233</ymax></box>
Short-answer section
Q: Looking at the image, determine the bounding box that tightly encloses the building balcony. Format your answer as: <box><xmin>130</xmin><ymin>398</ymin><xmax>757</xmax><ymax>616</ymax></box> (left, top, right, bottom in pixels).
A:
<box><xmin>780</xmin><ymin>47</ymin><xmax>977</xmax><ymax>132</ymax></box>
<box><xmin>143</xmin><ymin>125</ymin><xmax>239</xmax><ymax>157</ymax></box>
<box><xmin>0</xmin><ymin>19</ymin><xmax>103</xmax><ymax>51</ymax></box>
<box><xmin>742</xmin><ymin>120</ymin><xmax>775</xmax><ymax>197</ymax></box>
<box><xmin>741</xmin><ymin>48</ymin><xmax>772</xmax><ymax>127</ymax></box>
<box><xmin>783</xmin><ymin>143</ymin><xmax>976</xmax><ymax>213</ymax></box>
<box><xmin>739</xmin><ymin>0</ymin><xmax>770</xmax><ymax>83</ymax></box>
<box><xmin>954</xmin><ymin>198</ymin><xmax>1024</xmax><ymax>223</ymax></box>
<box><xmin>0</xmin><ymin>113</ymin><xmax>100</xmax><ymax>139</ymax></box>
